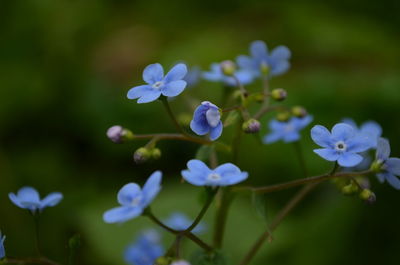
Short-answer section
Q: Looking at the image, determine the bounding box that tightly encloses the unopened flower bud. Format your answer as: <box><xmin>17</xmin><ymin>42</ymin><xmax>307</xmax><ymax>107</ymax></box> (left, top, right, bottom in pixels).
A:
<box><xmin>133</xmin><ymin>147</ymin><xmax>151</xmax><ymax>164</ymax></box>
<box><xmin>106</xmin><ymin>125</ymin><xmax>133</xmax><ymax>143</ymax></box>
<box><xmin>341</xmin><ymin>183</ymin><xmax>359</xmax><ymax>195</ymax></box>
<box><xmin>276</xmin><ymin>111</ymin><xmax>291</xmax><ymax>122</ymax></box>
<box><xmin>220</xmin><ymin>60</ymin><xmax>236</xmax><ymax>76</ymax></box>
<box><xmin>271</xmin><ymin>88</ymin><xmax>287</xmax><ymax>101</ymax></box>
<box><xmin>370</xmin><ymin>160</ymin><xmax>384</xmax><ymax>173</ymax></box>
<box><xmin>254</xmin><ymin>93</ymin><xmax>265</xmax><ymax>103</ymax></box>
<box><xmin>242</xmin><ymin>119</ymin><xmax>261</xmax><ymax>134</ymax></box>
<box><xmin>291</xmin><ymin>106</ymin><xmax>308</xmax><ymax>118</ymax></box>
<box><xmin>150</xmin><ymin>148</ymin><xmax>162</xmax><ymax>160</ymax></box>
<box><xmin>359</xmin><ymin>189</ymin><xmax>376</xmax><ymax>204</ymax></box>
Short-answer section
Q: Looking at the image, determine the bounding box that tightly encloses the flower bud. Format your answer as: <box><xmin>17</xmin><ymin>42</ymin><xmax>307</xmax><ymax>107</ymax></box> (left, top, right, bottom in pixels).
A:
<box><xmin>150</xmin><ymin>148</ymin><xmax>162</xmax><ymax>160</ymax></box>
<box><xmin>271</xmin><ymin>88</ymin><xmax>287</xmax><ymax>101</ymax></box>
<box><xmin>359</xmin><ymin>189</ymin><xmax>376</xmax><ymax>204</ymax></box>
<box><xmin>133</xmin><ymin>147</ymin><xmax>151</xmax><ymax>164</ymax></box>
<box><xmin>276</xmin><ymin>111</ymin><xmax>291</xmax><ymax>122</ymax></box>
<box><xmin>254</xmin><ymin>93</ymin><xmax>265</xmax><ymax>103</ymax></box>
<box><xmin>291</xmin><ymin>106</ymin><xmax>307</xmax><ymax>118</ymax></box>
<box><xmin>370</xmin><ymin>160</ymin><xmax>384</xmax><ymax>173</ymax></box>
<box><xmin>220</xmin><ymin>60</ymin><xmax>236</xmax><ymax>76</ymax></box>
<box><xmin>341</xmin><ymin>183</ymin><xmax>359</xmax><ymax>195</ymax></box>
<box><xmin>106</xmin><ymin>125</ymin><xmax>133</xmax><ymax>143</ymax></box>
<box><xmin>242</xmin><ymin>119</ymin><xmax>261</xmax><ymax>134</ymax></box>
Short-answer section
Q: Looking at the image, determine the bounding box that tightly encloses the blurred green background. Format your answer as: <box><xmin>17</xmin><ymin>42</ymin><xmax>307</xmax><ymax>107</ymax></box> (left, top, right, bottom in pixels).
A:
<box><xmin>1</xmin><ymin>0</ymin><xmax>399</xmax><ymax>264</ymax></box>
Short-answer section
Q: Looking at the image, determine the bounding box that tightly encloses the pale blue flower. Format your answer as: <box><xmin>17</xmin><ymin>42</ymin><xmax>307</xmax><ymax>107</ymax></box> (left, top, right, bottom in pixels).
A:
<box><xmin>375</xmin><ymin>138</ymin><xmax>400</xmax><ymax>189</ymax></box>
<box><xmin>124</xmin><ymin>229</ymin><xmax>164</xmax><ymax>265</ymax></box>
<box><xmin>103</xmin><ymin>171</ymin><xmax>162</xmax><ymax>223</ymax></box>
<box><xmin>342</xmin><ymin>118</ymin><xmax>382</xmax><ymax>148</ymax></box>
<box><xmin>237</xmin><ymin>40</ymin><xmax>291</xmax><ymax>78</ymax></box>
<box><xmin>9</xmin><ymin>187</ymin><xmax>63</xmax><ymax>213</ymax></box>
<box><xmin>164</xmin><ymin>212</ymin><xmax>206</xmax><ymax>234</ymax></box>
<box><xmin>263</xmin><ymin>116</ymin><xmax>313</xmax><ymax>144</ymax></box>
<box><xmin>190</xmin><ymin>101</ymin><xmax>223</xmax><ymax>141</ymax></box>
<box><xmin>311</xmin><ymin>123</ymin><xmax>373</xmax><ymax>167</ymax></box>
<box><xmin>0</xmin><ymin>231</ymin><xmax>5</xmax><ymax>259</ymax></box>
<box><xmin>184</xmin><ymin>66</ymin><xmax>201</xmax><ymax>87</ymax></box>
<box><xmin>203</xmin><ymin>63</ymin><xmax>253</xmax><ymax>86</ymax></box>
<box><xmin>181</xmin><ymin>160</ymin><xmax>248</xmax><ymax>187</ymax></box>
<box><xmin>127</xmin><ymin>63</ymin><xmax>187</xmax><ymax>103</ymax></box>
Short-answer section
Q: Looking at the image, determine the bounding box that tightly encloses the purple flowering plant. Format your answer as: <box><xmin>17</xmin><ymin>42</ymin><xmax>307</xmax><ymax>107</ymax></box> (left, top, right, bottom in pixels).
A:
<box><xmin>2</xmin><ymin>40</ymin><xmax>398</xmax><ymax>265</ymax></box>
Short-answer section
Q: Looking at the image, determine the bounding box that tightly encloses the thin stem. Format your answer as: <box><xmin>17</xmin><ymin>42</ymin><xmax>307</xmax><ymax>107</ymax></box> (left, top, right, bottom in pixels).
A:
<box><xmin>4</xmin><ymin>257</ymin><xmax>61</xmax><ymax>265</ymax></box>
<box><xmin>134</xmin><ymin>133</ymin><xmax>213</xmax><ymax>145</ymax></box>
<box><xmin>232</xmin><ymin>75</ymin><xmax>249</xmax><ymax>98</ymax></box>
<box><xmin>234</xmin><ymin>170</ymin><xmax>372</xmax><ymax>194</ymax></box>
<box><xmin>160</xmin><ymin>97</ymin><xmax>186</xmax><ymax>135</ymax></box>
<box><xmin>222</xmin><ymin>105</ymin><xmax>242</xmax><ymax>113</ymax></box>
<box><xmin>293</xmin><ymin>141</ymin><xmax>308</xmax><ymax>178</ymax></box>
<box><xmin>254</xmin><ymin>77</ymin><xmax>270</xmax><ymax>119</ymax></box>
<box><xmin>33</xmin><ymin>214</ymin><xmax>41</xmax><ymax>256</ymax></box>
<box><xmin>213</xmin><ymin>188</ymin><xmax>234</xmax><ymax>249</ymax></box>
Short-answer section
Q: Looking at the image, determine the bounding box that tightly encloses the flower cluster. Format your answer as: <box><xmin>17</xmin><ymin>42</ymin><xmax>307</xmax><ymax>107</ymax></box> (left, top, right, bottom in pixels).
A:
<box><xmin>124</xmin><ymin>229</ymin><xmax>164</xmax><ymax>265</ymax></box>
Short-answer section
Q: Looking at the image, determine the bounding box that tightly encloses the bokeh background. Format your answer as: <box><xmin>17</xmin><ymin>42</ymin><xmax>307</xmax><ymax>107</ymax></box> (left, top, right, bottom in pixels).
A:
<box><xmin>1</xmin><ymin>0</ymin><xmax>399</xmax><ymax>264</ymax></box>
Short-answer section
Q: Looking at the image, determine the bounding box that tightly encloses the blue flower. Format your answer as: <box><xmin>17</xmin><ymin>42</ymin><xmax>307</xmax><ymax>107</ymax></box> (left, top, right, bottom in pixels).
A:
<box><xmin>164</xmin><ymin>212</ymin><xmax>206</xmax><ymax>234</ymax></box>
<box><xmin>237</xmin><ymin>40</ymin><xmax>291</xmax><ymax>78</ymax></box>
<box><xmin>311</xmin><ymin>123</ymin><xmax>373</xmax><ymax>167</ymax></box>
<box><xmin>127</xmin><ymin>63</ymin><xmax>187</xmax><ymax>103</ymax></box>
<box><xmin>0</xmin><ymin>231</ymin><xmax>5</xmax><ymax>259</ymax></box>
<box><xmin>263</xmin><ymin>116</ymin><xmax>313</xmax><ymax>144</ymax></box>
<box><xmin>103</xmin><ymin>171</ymin><xmax>162</xmax><ymax>223</ymax></box>
<box><xmin>9</xmin><ymin>187</ymin><xmax>63</xmax><ymax>213</ymax></box>
<box><xmin>181</xmin><ymin>160</ymin><xmax>248</xmax><ymax>187</ymax></box>
<box><xmin>342</xmin><ymin>118</ymin><xmax>382</xmax><ymax>148</ymax></box>
<box><xmin>375</xmin><ymin>138</ymin><xmax>400</xmax><ymax>189</ymax></box>
<box><xmin>190</xmin><ymin>101</ymin><xmax>223</xmax><ymax>141</ymax></box>
<box><xmin>124</xmin><ymin>229</ymin><xmax>164</xmax><ymax>265</ymax></box>
<box><xmin>203</xmin><ymin>63</ymin><xmax>253</xmax><ymax>86</ymax></box>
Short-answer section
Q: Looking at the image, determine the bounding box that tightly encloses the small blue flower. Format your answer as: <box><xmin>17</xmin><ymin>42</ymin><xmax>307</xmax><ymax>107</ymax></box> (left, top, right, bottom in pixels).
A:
<box><xmin>127</xmin><ymin>63</ymin><xmax>187</xmax><ymax>103</ymax></box>
<box><xmin>342</xmin><ymin>118</ymin><xmax>382</xmax><ymax>148</ymax></box>
<box><xmin>311</xmin><ymin>123</ymin><xmax>373</xmax><ymax>167</ymax></box>
<box><xmin>203</xmin><ymin>63</ymin><xmax>253</xmax><ymax>86</ymax></box>
<box><xmin>184</xmin><ymin>66</ymin><xmax>201</xmax><ymax>88</ymax></box>
<box><xmin>103</xmin><ymin>171</ymin><xmax>162</xmax><ymax>223</ymax></box>
<box><xmin>375</xmin><ymin>138</ymin><xmax>400</xmax><ymax>189</ymax></box>
<box><xmin>190</xmin><ymin>101</ymin><xmax>223</xmax><ymax>141</ymax></box>
<box><xmin>0</xmin><ymin>231</ymin><xmax>5</xmax><ymax>259</ymax></box>
<box><xmin>164</xmin><ymin>212</ymin><xmax>206</xmax><ymax>234</ymax></box>
<box><xmin>9</xmin><ymin>187</ymin><xmax>63</xmax><ymax>213</ymax></box>
<box><xmin>181</xmin><ymin>160</ymin><xmax>248</xmax><ymax>187</ymax></box>
<box><xmin>237</xmin><ymin>40</ymin><xmax>291</xmax><ymax>78</ymax></box>
<box><xmin>263</xmin><ymin>116</ymin><xmax>313</xmax><ymax>144</ymax></box>
<box><xmin>124</xmin><ymin>229</ymin><xmax>164</xmax><ymax>265</ymax></box>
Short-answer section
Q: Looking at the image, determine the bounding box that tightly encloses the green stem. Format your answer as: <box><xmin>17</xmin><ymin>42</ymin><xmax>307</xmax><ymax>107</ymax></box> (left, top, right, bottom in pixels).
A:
<box><xmin>33</xmin><ymin>214</ymin><xmax>41</xmax><ymax>256</ymax></box>
<box><xmin>254</xmin><ymin>77</ymin><xmax>270</xmax><ymax>119</ymax></box>
<box><xmin>213</xmin><ymin>188</ymin><xmax>234</xmax><ymax>249</ymax></box>
<box><xmin>160</xmin><ymin>97</ymin><xmax>186</xmax><ymax>135</ymax></box>
<box><xmin>186</xmin><ymin>188</ymin><xmax>218</xmax><ymax>233</ymax></box>
<box><xmin>3</xmin><ymin>257</ymin><xmax>60</xmax><ymax>265</ymax></box>
<box><xmin>134</xmin><ymin>133</ymin><xmax>213</xmax><ymax>145</ymax></box>
<box><xmin>293</xmin><ymin>141</ymin><xmax>308</xmax><ymax>178</ymax></box>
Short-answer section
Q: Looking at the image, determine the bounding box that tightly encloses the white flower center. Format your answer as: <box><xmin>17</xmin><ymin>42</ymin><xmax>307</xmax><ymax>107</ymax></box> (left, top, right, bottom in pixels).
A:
<box><xmin>334</xmin><ymin>141</ymin><xmax>347</xmax><ymax>152</ymax></box>
<box><xmin>206</xmin><ymin>108</ymin><xmax>221</xmax><ymax>128</ymax></box>
<box><xmin>152</xmin><ymin>81</ymin><xmax>164</xmax><ymax>90</ymax></box>
<box><xmin>207</xmin><ymin>173</ymin><xmax>221</xmax><ymax>182</ymax></box>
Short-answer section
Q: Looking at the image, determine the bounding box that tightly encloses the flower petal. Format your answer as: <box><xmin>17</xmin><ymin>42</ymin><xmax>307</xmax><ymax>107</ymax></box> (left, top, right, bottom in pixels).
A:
<box><xmin>190</xmin><ymin>119</ymin><xmax>209</xmax><ymax>135</ymax></box>
<box><xmin>270</xmin><ymin>45</ymin><xmax>291</xmax><ymax>61</ymax></box>
<box><xmin>338</xmin><ymin>153</ymin><xmax>363</xmax><ymax>167</ymax></box>
<box><xmin>250</xmin><ymin>40</ymin><xmax>268</xmax><ymax>58</ymax></box>
<box><xmin>236</xmin><ymin>55</ymin><xmax>254</xmax><ymax>70</ymax></box>
<box><xmin>137</xmin><ymin>91</ymin><xmax>161</xmax><ymax>104</ymax></box>
<box><xmin>311</xmin><ymin>125</ymin><xmax>332</xmax><ymax>148</ymax></box>
<box><xmin>206</xmin><ymin>107</ymin><xmax>221</xmax><ymax>128</ymax></box>
<box><xmin>346</xmin><ymin>134</ymin><xmax>372</xmax><ymax>153</ymax></box>
<box><xmin>103</xmin><ymin>206</ymin><xmax>142</xmax><ymax>223</ymax></box>
<box><xmin>360</xmin><ymin>121</ymin><xmax>382</xmax><ymax>138</ymax></box>
<box><xmin>117</xmin><ymin>183</ymin><xmax>141</xmax><ymax>206</ymax></box>
<box><xmin>181</xmin><ymin>160</ymin><xmax>211</xmax><ymax>186</ymax></box>
<box><xmin>263</xmin><ymin>132</ymin><xmax>282</xmax><ymax>144</ymax></box>
<box><xmin>376</xmin><ymin>137</ymin><xmax>391</xmax><ymax>161</ymax></box>
<box><xmin>341</xmin><ymin>118</ymin><xmax>357</xmax><ymax>129</ymax></box>
<box><xmin>209</xmin><ymin>121</ymin><xmax>223</xmax><ymax>141</ymax></box>
<box><xmin>385</xmin><ymin>173</ymin><xmax>400</xmax><ymax>190</ymax></box>
<box><xmin>164</xmin><ymin>63</ymin><xmax>187</xmax><ymax>83</ymax></box>
<box><xmin>331</xmin><ymin>123</ymin><xmax>355</xmax><ymax>141</ymax></box>
<box><xmin>270</xmin><ymin>61</ymin><xmax>290</xmax><ymax>76</ymax></box>
<box><xmin>376</xmin><ymin>173</ymin><xmax>386</xmax><ymax>183</ymax></box>
<box><xmin>40</xmin><ymin>192</ymin><xmax>63</xmax><ymax>209</ymax></box>
<box><xmin>141</xmin><ymin>171</ymin><xmax>162</xmax><ymax>207</ymax></box>
<box><xmin>386</xmin><ymin>158</ymin><xmax>400</xmax><ymax>176</ymax></box>
<box><xmin>314</xmin><ymin>148</ymin><xmax>340</xmax><ymax>161</ymax></box>
<box><xmin>143</xmin><ymin>63</ymin><xmax>164</xmax><ymax>84</ymax></box>
<box><xmin>283</xmin><ymin>131</ymin><xmax>300</xmax><ymax>142</ymax></box>
<box><xmin>127</xmin><ymin>85</ymin><xmax>152</xmax><ymax>99</ymax></box>
<box><xmin>161</xmin><ymin>80</ymin><xmax>186</xmax><ymax>97</ymax></box>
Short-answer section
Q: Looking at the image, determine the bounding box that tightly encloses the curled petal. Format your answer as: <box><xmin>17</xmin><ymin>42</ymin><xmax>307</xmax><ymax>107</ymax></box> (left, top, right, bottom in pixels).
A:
<box><xmin>190</xmin><ymin>119</ymin><xmax>209</xmax><ymax>135</ymax></box>
<box><xmin>117</xmin><ymin>183</ymin><xmax>141</xmax><ymax>206</ymax></box>
<box><xmin>209</xmin><ymin>121</ymin><xmax>223</xmax><ymax>141</ymax></box>
<box><xmin>143</xmin><ymin>63</ymin><xmax>164</xmax><ymax>84</ymax></box>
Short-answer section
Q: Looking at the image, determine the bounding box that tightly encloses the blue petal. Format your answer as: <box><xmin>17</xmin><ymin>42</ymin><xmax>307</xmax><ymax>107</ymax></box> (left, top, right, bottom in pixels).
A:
<box><xmin>192</xmin><ymin>103</ymin><xmax>208</xmax><ymax>122</ymax></box>
<box><xmin>376</xmin><ymin>173</ymin><xmax>386</xmax><ymax>183</ymax></box>
<box><xmin>127</xmin><ymin>85</ymin><xmax>152</xmax><ymax>99</ymax></box>
<box><xmin>103</xmin><ymin>206</ymin><xmax>142</xmax><ymax>223</ymax></box>
<box><xmin>17</xmin><ymin>187</ymin><xmax>41</xmax><ymax>204</ymax></box>
<box><xmin>142</xmin><ymin>171</ymin><xmax>162</xmax><ymax>208</ymax></box>
<box><xmin>250</xmin><ymin>40</ymin><xmax>268</xmax><ymax>58</ymax></box>
<box><xmin>269</xmin><ymin>119</ymin><xmax>285</xmax><ymax>131</ymax></box>
<box><xmin>293</xmin><ymin>115</ymin><xmax>313</xmax><ymax>130</ymax></box>
<box><xmin>341</xmin><ymin>118</ymin><xmax>357</xmax><ymax>129</ymax></box>
<box><xmin>40</xmin><ymin>192</ymin><xmax>63</xmax><ymax>209</ymax></box>
<box><xmin>203</xmin><ymin>63</ymin><xmax>223</xmax><ymax>81</ymax></box>
<box><xmin>263</xmin><ymin>132</ymin><xmax>282</xmax><ymax>144</ymax></box>
<box><xmin>385</xmin><ymin>173</ymin><xmax>400</xmax><ymax>190</ymax></box>
<box><xmin>235</xmin><ymin>70</ymin><xmax>254</xmax><ymax>85</ymax></box>
<box><xmin>331</xmin><ymin>123</ymin><xmax>355</xmax><ymax>141</ymax></box>
<box><xmin>181</xmin><ymin>170</ymin><xmax>207</xmax><ymax>186</ymax></box>
<box><xmin>283</xmin><ymin>131</ymin><xmax>300</xmax><ymax>142</ymax></box>
<box><xmin>137</xmin><ymin>91</ymin><xmax>161</xmax><ymax>103</ymax></box>
<box><xmin>386</xmin><ymin>158</ymin><xmax>400</xmax><ymax>176</ymax></box>
<box><xmin>164</xmin><ymin>63</ymin><xmax>187</xmax><ymax>83</ymax></box>
<box><xmin>270</xmin><ymin>45</ymin><xmax>291</xmax><ymax>60</ymax></box>
<box><xmin>190</xmin><ymin>119</ymin><xmax>209</xmax><ymax>136</ymax></box>
<box><xmin>0</xmin><ymin>233</ymin><xmax>4</xmax><ymax>259</ymax></box>
<box><xmin>9</xmin><ymin>193</ymin><xmax>25</xmax><ymax>208</ymax></box>
<box><xmin>236</xmin><ymin>55</ymin><xmax>254</xmax><ymax>70</ymax></box>
<box><xmin>117</xmin><ymin>183</ymin><xmax>141</xmax><ymax>206</ymax></box>
<box><xmin>161</xmin><ymin>80</ymin><xmax>186</xmax><ymax>97</ymax></box>
<box><xmin>311</xmin><ymin>125</ymin><xmax>332</xmax><ymax>148</ymax></box>
<box><xmin>376</xmin><ymin>137</ymin><xmax>391</xmax><ymax>161</ymax></box>
<box><xmin>346</xmin><ymin>134</ymin><xmax>372</xmax><ymax>153</ymax></box>
<box><xmin>360</xmin><ymin>121</ymin><xmax>382</xmax><ymax>138</ymax></box>
<box><xmin>314</xmin><ymin>148</ymin><xmax>340</xmax><ymax>161</ymax></box>
<box><xmin>338</xmin><ymin>153</ymin><xmax>363</xmax><ymax>167</ymax></box>
<box><xmin>223</xmin><ymin>172</ymin><xmax>248</xmax><ymax>185</ymax></box>
<box><xmin>181</xmin><ymin>160</ymin><xmax>211</xmax><ymax>186</ymax></box>
<box><xmin>206</xmin><ymin>107</ymin><xmax>221</xmax><ymax>128</ymax></box>
<box><xmin>209</xmin><ymin>121</ymin><xmax>223</xmax><ymax>141</ymax></box>
<box><xmin>270</xmin><ymin>61</ymin><xmax>290</xmax><ymax>76</ymax></box>
<box><xmin>143</xmin><ymin>63</ymin><xmax>164</xmax><ymax>84</ymax></box>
